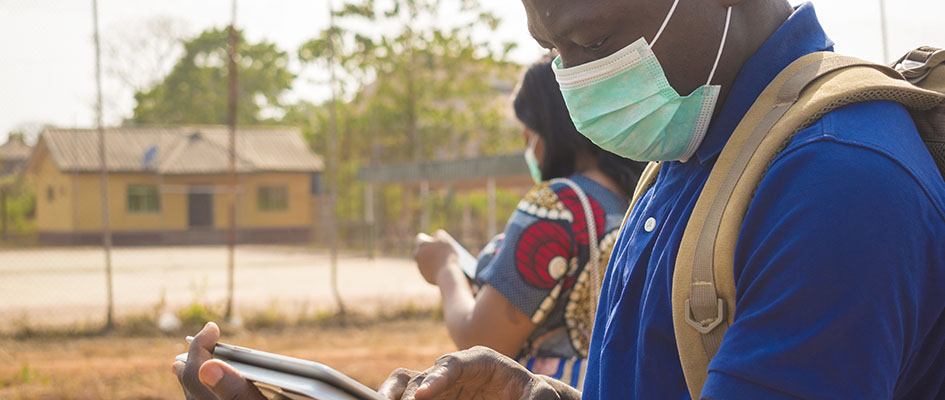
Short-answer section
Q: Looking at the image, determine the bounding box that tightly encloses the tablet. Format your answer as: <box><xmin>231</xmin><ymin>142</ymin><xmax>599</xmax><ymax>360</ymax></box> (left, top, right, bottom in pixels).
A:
<box><xmin>176</xmin><ymin>340</ymin><xmax>386</xmax><ymax>400</ymax></box>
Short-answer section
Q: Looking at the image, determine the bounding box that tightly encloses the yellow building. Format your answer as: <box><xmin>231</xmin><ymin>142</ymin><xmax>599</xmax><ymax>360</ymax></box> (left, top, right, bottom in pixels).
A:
<box><xmin>27</xmin><ymin>126</ymin><xmax>323</xmax><ymax>245</ymax></box>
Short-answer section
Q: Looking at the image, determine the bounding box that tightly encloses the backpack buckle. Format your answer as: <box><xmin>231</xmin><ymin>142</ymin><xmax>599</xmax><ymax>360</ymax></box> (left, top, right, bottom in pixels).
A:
<box><xmin>684</xmin><ymin>298</ymin><xmax>725</xmax><ymax>334</ymax></box>
<box><xmin>897</xmin><ymin>48</ymin><xmax>945</xmax><ymax>83</ymax></box>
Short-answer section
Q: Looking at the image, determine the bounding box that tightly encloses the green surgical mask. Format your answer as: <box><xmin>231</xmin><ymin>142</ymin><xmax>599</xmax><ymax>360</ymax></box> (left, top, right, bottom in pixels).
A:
<box><xmin>553</xmin><ymin>0</ymin><xmax>733</xmax><ymax>162</ymax></box>
<box><xmin>524</xmin><ymin>137</ymin><xmax>542</xmax><ymax>183</ymax></box>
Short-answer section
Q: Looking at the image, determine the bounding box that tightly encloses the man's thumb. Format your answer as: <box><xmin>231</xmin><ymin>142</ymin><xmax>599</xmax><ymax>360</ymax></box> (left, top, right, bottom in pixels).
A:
<box><xmin>199</xmin><ymin>360</ymin><xmax>265</xmax><ymax>400</ymax></box>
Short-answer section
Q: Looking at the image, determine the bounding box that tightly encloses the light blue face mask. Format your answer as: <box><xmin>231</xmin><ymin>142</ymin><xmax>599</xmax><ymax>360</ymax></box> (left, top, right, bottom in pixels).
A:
<box><xmin>552</xmin><ymin>0</ymin><xmax>733</xmax><ymax>162</ymax></box>
<box><xmin>524</xmin><ymin>136</ymin><xmax>542</xmax><ymax>183</ymax></box>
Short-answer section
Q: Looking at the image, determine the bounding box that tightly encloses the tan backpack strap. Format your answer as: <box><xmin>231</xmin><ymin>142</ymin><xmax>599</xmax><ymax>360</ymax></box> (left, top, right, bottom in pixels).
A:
<box><xmin>673</xmin><ymin>52</ymin><xmax>945</xmax><ymax>399</ymax></box>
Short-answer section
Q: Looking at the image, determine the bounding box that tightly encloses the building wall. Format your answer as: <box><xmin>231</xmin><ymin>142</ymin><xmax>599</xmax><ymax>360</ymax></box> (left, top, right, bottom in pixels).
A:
<box><xmin>36</xmin><ymin>166</ymin><xmax>315</xmax><ymax>244</ymax></box>
<box><xmin>67</xmin><ymin>172</ymin><xmax>312</xmax><ymax>231</ymax></box>
<box><xmin>34</xmin><ymin>149</ymin><xmax>74</xmax><ymax>232</ymax></box>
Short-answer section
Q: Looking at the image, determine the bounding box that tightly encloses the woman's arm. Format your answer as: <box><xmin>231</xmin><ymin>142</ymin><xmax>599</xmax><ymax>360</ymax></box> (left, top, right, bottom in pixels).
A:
<box><xmin>416</xmin><ymin>230</ymin><xmax>536</xmax><ymax>358</ymax></box>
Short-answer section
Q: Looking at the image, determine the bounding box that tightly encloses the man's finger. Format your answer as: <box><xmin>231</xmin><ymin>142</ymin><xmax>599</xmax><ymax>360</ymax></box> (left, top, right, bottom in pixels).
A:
<box><xmin>173</xmin><ymin>361</ymin><xmax>186</xmax><ymax>379</ymax></box>
<box><xmin>199</xmin><ymin>359</ymin><xmax>265</xmax><ymax>400</ymax></box>
<box><xmin>413</xmin><ymin>355</ymin><xmax>463</xmax><ymax>400</ymax></box>
<box><xmin>377</xmin><ymin>368</ymin><xmax>419</xmax><ymax>399</ymax></box>
<box><xmin>401</xmin><ymin>370</ymin><xmax>430</xmax><ymax>400</ymax></box>
<box><xmin>190</xmin><ymin>322</ymin><xmax>221</xmax><ymax>361</ymax></box>
<box><xmin>181</xmin><ymin>322</ymin><xmax>221</xmax><ymax>400</ymax></box>
<box><xmin>173</xmin><ymin>361</ymin><xmax>193</xmax><ymax>400</ymax></box>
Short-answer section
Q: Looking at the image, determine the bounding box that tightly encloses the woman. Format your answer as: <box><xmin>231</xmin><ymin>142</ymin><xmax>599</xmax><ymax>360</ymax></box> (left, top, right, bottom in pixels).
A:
<box><xmin>414</xmin><ymin>56</ymin><xmax>646</xmax><ymax>387</ymax></box>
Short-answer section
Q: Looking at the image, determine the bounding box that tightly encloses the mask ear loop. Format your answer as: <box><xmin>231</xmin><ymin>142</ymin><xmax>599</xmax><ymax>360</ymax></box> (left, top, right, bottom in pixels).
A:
<box><xmin>649</xmin><ymin>0</ymin><xmax>681</xmax><ymax>49</ymax></box>
<box><xmin>706</xmin><ymin>6</ymin><xmax>733</xmax><ymax>86</ymax></box>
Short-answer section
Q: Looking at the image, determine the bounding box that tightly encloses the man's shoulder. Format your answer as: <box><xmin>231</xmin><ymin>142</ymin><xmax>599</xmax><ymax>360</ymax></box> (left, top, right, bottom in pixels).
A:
<box><xmin>767</xmin><ymin>100</ymin><xmax>945</xmax><ymax>217</ymax></box>
<box><xmin>787</xmin><ymin>100</ymin><xmax>919</xmax><ymax>160</ymax></box>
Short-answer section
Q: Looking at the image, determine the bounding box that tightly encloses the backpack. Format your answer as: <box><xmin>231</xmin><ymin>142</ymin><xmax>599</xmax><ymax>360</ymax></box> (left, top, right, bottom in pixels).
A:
<box><xmin>620</xmin><ymin>47</ymin><xmax>945</xmax><ymax>398</ymax></box>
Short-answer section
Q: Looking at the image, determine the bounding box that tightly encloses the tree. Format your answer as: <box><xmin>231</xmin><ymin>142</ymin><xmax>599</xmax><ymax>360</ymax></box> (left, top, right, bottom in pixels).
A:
<box><xmin>105</xmin><ymin>16</ymin><xmax>188</xmax><ymax>93</ymax></box>
<box><xmin>291</xmin><ymin>0</ymin><xmax>525</xmax><ymax>251</ymax></box>
<box><xmin>131</xmin><ymin>27</ymin><xmax>295</xmax><ymax>125</ymax></box>
<box><xmin>297</xmin><ymin>0</ymin><xmax>521</xmax><ymax>163</ymax></box>
<box><xmin>103</xmin><ymin>16</ymin><xmax>189</xmax><ymax>122</ymax></box>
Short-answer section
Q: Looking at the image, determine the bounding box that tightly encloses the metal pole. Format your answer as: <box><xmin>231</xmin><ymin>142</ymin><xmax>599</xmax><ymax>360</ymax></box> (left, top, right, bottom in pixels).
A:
<box><xmin>486</xmin><ymin>177</ymin><xmax>496</xmax><ymax>237</ymax></box>
<box><xmin>365</xmin><ymin>183</ymin><xmax>375</xmax><ymax>259</ymax></box>
<box><xmin>419</xmin><ymin>180</ymin><xmax>430</xmax><ymax>233</ymax></box>
<box><xmin>1</xmin><ymin>188</ymin><xmax>7</xmax><ymax>241</ymax></box>
<box><xmin>327</xmin><ymin>0</ymin><xmax>346</xmax><ymax>314</ymax></box>
<box><xmin>92</xmin><ymin>0</ymin><xmax>114</xmax><ymax>330</ymax></box>
<box><xmin>224</xmin><ymin>0</ymin><xmax>238</xmax><ymax>321</ymax></box>
<box><xmin>878</xmin><ymin>0</ymin><xmax>890</xmax><ymax>63</ymax></box>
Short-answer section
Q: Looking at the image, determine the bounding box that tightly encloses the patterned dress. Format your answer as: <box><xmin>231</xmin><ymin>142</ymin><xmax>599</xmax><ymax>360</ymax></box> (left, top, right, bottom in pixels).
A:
<box><xmin>475</xmin><ymin>174</ymin><xmax>628</xmax><ymax>384</ymax></box>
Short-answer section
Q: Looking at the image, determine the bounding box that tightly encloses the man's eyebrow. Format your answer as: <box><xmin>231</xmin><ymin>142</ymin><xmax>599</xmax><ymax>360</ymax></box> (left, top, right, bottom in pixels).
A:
<box><xmin>531</xmin><ymin>3</ymin><xmax>587</xmax><ymax>48</ymax></box>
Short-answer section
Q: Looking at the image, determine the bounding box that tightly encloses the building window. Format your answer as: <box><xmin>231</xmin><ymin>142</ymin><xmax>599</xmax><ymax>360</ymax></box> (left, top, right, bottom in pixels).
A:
<box><xmin>47</xmin><ymin>186</ymin><xmax>55</xmax><ymax>202</ymax></box>
<box><xmin>127</xmin><ymin>185</ymin><xmax>160</xmax><ymax>213</ymax></box>
<box><xmin>257</xmin><ymin>185</ymin><xmax>288</xmax><ymax>211</ymax></box>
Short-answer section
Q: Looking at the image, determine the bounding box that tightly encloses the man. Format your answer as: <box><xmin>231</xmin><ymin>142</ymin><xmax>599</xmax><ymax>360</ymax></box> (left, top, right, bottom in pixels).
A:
<box><xmin>381</xmin><ymin>0</ymin><xmax>945</xmax><ymax>398</ymax></box>
<box><xmin>177</xmin><ymin>0</ymin><xmax>945</xmax><ymax>398</ymax></box>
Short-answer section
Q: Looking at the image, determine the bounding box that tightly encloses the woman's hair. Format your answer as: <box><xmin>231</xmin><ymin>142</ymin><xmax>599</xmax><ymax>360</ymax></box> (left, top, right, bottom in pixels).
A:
<box><xmin>512</xmin><ymin>55</ymin><xmax>646</xmax><ymax>193</ymax></box>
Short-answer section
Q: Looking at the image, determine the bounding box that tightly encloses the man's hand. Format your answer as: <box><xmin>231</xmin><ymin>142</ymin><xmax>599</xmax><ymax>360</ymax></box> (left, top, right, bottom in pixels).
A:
<box><xmin>172</xmin><ymin>322</ymin><xmax>265</xmax><ymax>400</ymax></box>
<box><xmin>414</xmin><ymin>230</ymin><xmax>460</xmax><ymax>285</ymax></box>
<box><xmin>377</xmin><ymin>346</ymin><xmax>573</xmax><ymax>400</ymax></box>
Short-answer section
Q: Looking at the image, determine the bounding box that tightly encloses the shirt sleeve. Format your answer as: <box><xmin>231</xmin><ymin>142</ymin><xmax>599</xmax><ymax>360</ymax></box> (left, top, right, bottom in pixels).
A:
<box><xmin>477</xmin><ymin>183</ymin><xmax>577</xmax><ymax>324</ymax></box>
<box><xmin>700</xmin><ymin>131</ymin><xmax>945</xmax><ymax>399</ymax></box>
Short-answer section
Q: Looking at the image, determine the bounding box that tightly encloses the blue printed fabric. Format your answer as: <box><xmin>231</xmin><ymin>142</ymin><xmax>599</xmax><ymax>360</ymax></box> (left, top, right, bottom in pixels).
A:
<box><xmin>583</xmin><ymin>3</ymin><xmax>945</xmax><ymax>399</ymax></box>
<box><xmin>476</xmin><ymin>174</ymin><xmax>628</xmax><ymax>359</ymax></box>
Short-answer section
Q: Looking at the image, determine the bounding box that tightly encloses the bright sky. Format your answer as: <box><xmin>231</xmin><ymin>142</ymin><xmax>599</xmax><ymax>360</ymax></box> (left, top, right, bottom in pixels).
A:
<box><xmin>2</xmin><ymin>0</ymin><xmax>943</xmax><ymax>144</ymax></box>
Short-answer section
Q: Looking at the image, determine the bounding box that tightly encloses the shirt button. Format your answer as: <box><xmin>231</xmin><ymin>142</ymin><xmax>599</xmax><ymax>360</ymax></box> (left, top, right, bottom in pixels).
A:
<box><xmin>644</xmin><ymin>217</ymin><xmax>657</xmax><ymax>232</ymax></box>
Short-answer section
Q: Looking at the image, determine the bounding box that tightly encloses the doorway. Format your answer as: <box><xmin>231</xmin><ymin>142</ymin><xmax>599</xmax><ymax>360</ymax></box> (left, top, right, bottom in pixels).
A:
<box><xmin>188</xmin><ymin>188</ymin><xmax>214</xmax><ymax>229</ymax></box>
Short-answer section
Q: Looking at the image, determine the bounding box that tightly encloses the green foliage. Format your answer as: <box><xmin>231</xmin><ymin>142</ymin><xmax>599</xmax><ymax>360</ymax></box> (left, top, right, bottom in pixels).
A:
<box><xmin>0</xmin><ymin>175</ymin><xmax>36</xmax><ymax>237</ymax></box>
<box><xmin>132</xmin><ymin>27</ymin><xmax>295</xmax><ymax>125</ymax></box>
<box><xmin>291</xmin><ymin>0</ymin><xmax>527</xmax><ymax>248</ymax></box>
<box><xmin>0</xmin><ymin>364</ymin><xmax>49</xmax><ymax>388</ymax></box>
<box><xmin>176</xmin><ymin>301</ymin><xmax>222</xmax><ymax>332</ymax></box>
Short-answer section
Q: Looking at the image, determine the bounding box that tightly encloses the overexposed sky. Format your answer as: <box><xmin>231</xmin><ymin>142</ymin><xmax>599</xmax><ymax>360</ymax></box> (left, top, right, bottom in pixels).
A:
<box><xmin>1</xmin><ymin>0</ymin><xmax>943</xmax><ymax>143</ymax></box>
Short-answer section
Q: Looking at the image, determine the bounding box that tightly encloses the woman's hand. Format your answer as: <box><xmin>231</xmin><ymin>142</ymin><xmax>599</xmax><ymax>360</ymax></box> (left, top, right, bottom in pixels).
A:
<box><xmin>414</xmin><ymin>230</ymin><xmax>460</xmax><ymax>285</ymax></box>
<box><xmin>378</xmin><ymin>346</ymin><xmax>573</xmax><ymax>400</ymax></box>
<box><xmin>172</xmin><ymin>322</ymin><xmax>265</xmax><ymax>400</ymax></box>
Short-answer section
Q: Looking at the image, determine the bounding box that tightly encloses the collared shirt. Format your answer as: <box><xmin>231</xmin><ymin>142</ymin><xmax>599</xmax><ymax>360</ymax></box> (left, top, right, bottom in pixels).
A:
<box><xmin>584</xmin><ymin>3</ymin><xmax>945</xmax><ymax>399</ymax></box>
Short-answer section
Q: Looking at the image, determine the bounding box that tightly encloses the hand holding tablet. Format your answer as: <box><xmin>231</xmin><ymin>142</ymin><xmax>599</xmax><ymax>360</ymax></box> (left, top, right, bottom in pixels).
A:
<box><xmin>173</xmin><ymin>323</ymin><xmax>384</xmax><ymax>400</ymax></box>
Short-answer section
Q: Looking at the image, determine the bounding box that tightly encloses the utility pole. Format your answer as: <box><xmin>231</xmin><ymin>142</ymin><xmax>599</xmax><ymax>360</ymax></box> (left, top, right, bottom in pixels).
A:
<box><xmin>92</xmin><ymin>0</ymin><xmax>114</xmax><ymax>330</ymax></box>
<box><xmin>224</xmin><ymin>0</ymin><xmax>238</xmax><ymax>321</ymax></box>
<box><xmin>1</xmin><ymin>188</ymin><xmax>7</xmax><ymax>241</ymax></box>
<box><xmin>878</xmin><ymin>0</ymin><xmax>890</xmax><ymax>63</ymax></box>
<box><xmin>326</xmin><ymin>0</ymin><xmax>346</xmax><ymax>314</ymax></box>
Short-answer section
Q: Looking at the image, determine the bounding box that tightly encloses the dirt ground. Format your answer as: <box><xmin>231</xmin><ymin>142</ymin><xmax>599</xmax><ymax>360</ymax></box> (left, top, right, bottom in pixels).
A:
<box><xmin>0</xmin><ymin>319</ymin><xmax>455</xmax><ymax>399</ymax></box>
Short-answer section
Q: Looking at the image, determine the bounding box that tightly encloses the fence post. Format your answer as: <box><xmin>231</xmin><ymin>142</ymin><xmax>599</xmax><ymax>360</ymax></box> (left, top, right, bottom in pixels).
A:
<box><xmin>365</xmin><ymin>183</ymin><xmax>375</xmax><ymax>259</ymax></box>
<box><xmin>487</xmin><ymin>177</ymin><xmax>496</xmax><ymax>238</ymax></box>
<box><xmin>91</xmin><ymin>0</ymin><xmax>115</xmax><ymax>330</ymax></box>
<box><xmin>1</xmin><ymin>188</ymin><xmax>7</xmax><ymax>241</ymax></box>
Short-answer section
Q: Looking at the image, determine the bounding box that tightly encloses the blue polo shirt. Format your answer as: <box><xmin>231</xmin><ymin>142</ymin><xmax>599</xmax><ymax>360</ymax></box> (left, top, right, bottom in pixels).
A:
<box><xmin>583</xmin><ymin>3</ymin><xmax>945</xmax><ymax>399</ymax></box>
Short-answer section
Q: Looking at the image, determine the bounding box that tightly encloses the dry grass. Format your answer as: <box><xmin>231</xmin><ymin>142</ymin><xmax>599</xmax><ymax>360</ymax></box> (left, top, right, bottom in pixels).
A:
<box><xmin>0</xmin><ymin>318</ymin><xmax>455</xmax><ymax>399</ymax></box>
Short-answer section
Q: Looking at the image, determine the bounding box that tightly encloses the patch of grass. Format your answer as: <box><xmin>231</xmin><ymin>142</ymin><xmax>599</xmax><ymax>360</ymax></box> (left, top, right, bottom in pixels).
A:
<box><xmin>3</xmin><ymin>300</ymin><xmax>442</xmax><ymax>340</ymax></box>
<box><xmin>176</xmin><ymin>301</ymin><xmax>223</xmax><ymax>333</ymax></box>
<box><xmin>0</xmin><ymin>363</ymin><xmax>50</xmax><ymax>388</ymax></box>
<box><xmin>242</xmin><ymin>301</ymin><xmax>291</xmax><ymax>330</ymax></box>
